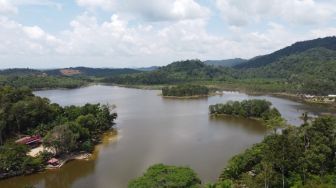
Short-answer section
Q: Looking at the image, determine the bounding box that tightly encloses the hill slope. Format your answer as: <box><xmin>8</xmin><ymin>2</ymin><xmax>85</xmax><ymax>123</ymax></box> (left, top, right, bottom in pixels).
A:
<box><xmin>204</xmin><ymin>58</ymin><xmax>246</xmax><ymax>67</ymax></box>
<box><xmin>103</xmin><ymin>60</ymin><xmax>234</xmax><ymax>85</ymax></box>
<box><xmin>45</xmin><ymin>67</ymin><xmax>141</xmax><ymax>77</ymax></box>
<box><xmin>241</xmin><ymin>47</ymin><xmax>336</xmax><ymax>95</ymax></box>
<box><xmin>235</xmin><ymin>36</ymin><xmax>336</xmax><ymax>69</ymax></box>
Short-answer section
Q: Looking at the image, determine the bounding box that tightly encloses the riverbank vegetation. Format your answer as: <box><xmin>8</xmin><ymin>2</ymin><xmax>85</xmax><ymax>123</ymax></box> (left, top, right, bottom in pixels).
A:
<box><xmin>162</xmin><ymin>85</ymin><xmax>209</xmax><ymax>97</ymax></box>
<box><xmin>0</xmin><ymin>86</ymin><xmax>117</xmax><ymax>179</ymax></box>
<box><xmin>217</xmin><ymin>115</ymin><xmax>336</xmax><ymax>187</ymax></box>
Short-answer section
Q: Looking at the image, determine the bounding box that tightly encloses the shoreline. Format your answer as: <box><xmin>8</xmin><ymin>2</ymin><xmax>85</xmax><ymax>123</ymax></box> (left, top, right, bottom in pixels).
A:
<box><xmin>33</xmin><ymin>83</ymin><xmax>336</xmax><ymax>108</ymax></box>
<box><xmin>161</xmin><ymin>92</ymin><xmax>219</xmax><ymax>99</ymax></box>
<box><xmin>0</xmin><ymin>128</ymin><xmax>118</xmax><ymax>180</ymax></box>
<box><xmin>45</xmin><ymin>153</ymin><xmax>91</xmax><ymax>170</ymax></box>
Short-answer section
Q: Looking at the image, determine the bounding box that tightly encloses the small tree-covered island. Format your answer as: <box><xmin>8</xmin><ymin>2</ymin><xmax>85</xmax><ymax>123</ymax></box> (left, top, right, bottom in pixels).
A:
<box><xmin>0</xmin><ymin>86</ymin><xmax>117</xmax><ymax>179</ymax></box>
<box><xmin>162</xmin><ymin>85</ymin><xmax>210</xmax><ymax>98</ymax></box>
<box><xmin>209</xmin><ymin>99</ymin><xmax>283</xmax><ymax>125</ymax></box>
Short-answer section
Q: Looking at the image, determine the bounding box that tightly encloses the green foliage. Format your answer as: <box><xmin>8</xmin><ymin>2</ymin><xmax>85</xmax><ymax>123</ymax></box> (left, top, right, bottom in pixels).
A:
<box><xmin>209</xmin><ymin>99</ymin><xmax>281</xmax><ymax>121</ymax></box>
<box><xmin>240</xmin><ymin>47</ymin><xmax>336</xmax><ymax>95</ymax></box>
<box><xmin>102</xmin><ymin>37</ymin><xmax>336</xmax><ymax>96</ymax></box>
<box><xmin>235</xmin><ymin>36</ymin><xmax>336</xmax><ymax>69</ymax></box>
<box><xmin>103</xmin><ymin>59</ymin><xmax>234</xmax><ymax>85</ymax></box>
<box><xmin>0</xmin><ymin>86</ymin><xmax>117</xmax><ymax>178</ymax></box>
<box><xmin>162</xmin><ymin>85</ymin><xmax>209</xmax><ymax>97</ymax></box>
<box><xmin>0</xmin><ymin>75</ymin><xmax>89</xmax><ymax>89</ymax></box>
<box><xmin>0</xmin><ymin>143</ymin><xmax>43</xmax><ymax>176</ymax></box>
<box><xmin>218</xmin><ymin>116</ymin><xmax>336</xmax><ymax>188</ymax></box>
<box><xmin>128</xmin><ymin>164</ymin><xmax>201</xmax><ymax>188</ymax></box>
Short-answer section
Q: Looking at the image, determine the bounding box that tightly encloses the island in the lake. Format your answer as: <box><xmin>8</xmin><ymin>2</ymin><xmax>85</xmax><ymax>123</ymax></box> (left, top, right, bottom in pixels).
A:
<box><xmin>161</xmin><ymin>85</ymin><xmax>211</xmax><ymax>99</ymax></box>
<box><xmin>209</xmin><ymin>99</ymin><xmax>284</xmax><ymax>126</ymax></box>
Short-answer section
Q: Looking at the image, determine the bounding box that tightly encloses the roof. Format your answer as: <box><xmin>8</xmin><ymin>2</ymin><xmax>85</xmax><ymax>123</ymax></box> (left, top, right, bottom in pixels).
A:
<box><xmin>15</xmin><ymin>135</ymin><xmax>41</xmax><ymax>144</ymax></box>
<box><xmin>48</xmin><ymin>158</ymin><xmax>59</xmax><ymax>164</ymax></box>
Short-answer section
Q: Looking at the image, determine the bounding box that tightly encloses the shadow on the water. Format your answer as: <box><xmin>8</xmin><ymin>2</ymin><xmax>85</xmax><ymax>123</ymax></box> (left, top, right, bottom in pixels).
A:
<box><xmin>209</xmin><ymin>115</ymin><xmax>267</xmax><ymax>134</ymax></box>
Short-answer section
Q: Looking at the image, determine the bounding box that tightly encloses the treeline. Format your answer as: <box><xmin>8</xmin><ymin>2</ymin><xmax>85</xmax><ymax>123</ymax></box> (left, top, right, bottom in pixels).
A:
<box><xmin>217</xmin><ymin>115</ymin><xmax>336</xmax><ymax>187</ymax></box>
<box><xmin>0</xmin><ymin>75</ymin><xmax>90</xmax><ymax>89</ymax></box>
<box><xmin>162</xmin><ymin>85</ymin><xmax>209</xmax><ymax>97</ymax></box>
<box><xmin>209</xmin><ymin>99</ymin><xmax>281</xmax><ymax>121</ymax></box>
<box><xmin>103</xmin><ymin>60</ymin><xmax>234</xmax><ymax>85</ymax></box>
<box><xmin>0</xmin><ymin>86</ymin><xmax>117</xmax><ymax>178</ymax></box>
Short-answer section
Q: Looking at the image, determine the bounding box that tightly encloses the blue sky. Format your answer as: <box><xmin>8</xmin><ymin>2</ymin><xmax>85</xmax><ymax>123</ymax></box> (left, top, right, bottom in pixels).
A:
<box><xmin>0</xmin><ymin>0</ymin><xmax>335</xmax><ymax>68</ymax></box>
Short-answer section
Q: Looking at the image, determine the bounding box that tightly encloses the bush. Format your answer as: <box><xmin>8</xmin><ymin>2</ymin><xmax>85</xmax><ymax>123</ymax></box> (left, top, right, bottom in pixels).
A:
<box><xmin>128</xmin><ymin>164</ymin><xmax>201</xmax><ymax>188</ymax></box>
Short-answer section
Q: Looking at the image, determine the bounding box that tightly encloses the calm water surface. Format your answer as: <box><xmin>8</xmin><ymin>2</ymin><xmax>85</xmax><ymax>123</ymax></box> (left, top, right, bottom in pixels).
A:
<box><xmin>1</xmin><ymin>85</ymin><xmax>334</xmax><ymax>188</ymax></box>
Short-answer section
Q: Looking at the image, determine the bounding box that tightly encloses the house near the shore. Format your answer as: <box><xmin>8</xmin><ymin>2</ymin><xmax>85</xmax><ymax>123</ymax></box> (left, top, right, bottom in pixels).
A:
<box><xmin>48</xmin><ymin>158</ymin><xmax>59</xmax><ymax>166</ymax></box>
<box><xmin>15</xmin><ymin>135</ymin><xmax>42</xmax><ymax>146</ymax></box>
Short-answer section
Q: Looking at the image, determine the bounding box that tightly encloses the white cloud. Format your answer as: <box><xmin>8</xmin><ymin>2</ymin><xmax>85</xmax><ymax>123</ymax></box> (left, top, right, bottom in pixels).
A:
<box><xmin>76</xmin><ymin>0</ymin><xmax>210</xmax><ymax>22</ymax></box>
<box><xmin>0</xmin><ymin>0</ymin><xmax>336</xmax><ymax>68</ymax></box>
<box><xmin>0</xmin><ymin>16</ymin><xmax>61</xmax><ymax>55</ymax></box>
<box><xmin>0</xmin><ymin>0</ymin><xmax>17</xmax><ymax>13</ymax></box>
<box><xmin>216</xmin><ymin>0</ymin><xmax>336</xmax><ymax>26</ymax></box>
<box><xmin>311</xmin><ymin>28</ymin><xmax>336</xmax><ymax>38</ymax></box>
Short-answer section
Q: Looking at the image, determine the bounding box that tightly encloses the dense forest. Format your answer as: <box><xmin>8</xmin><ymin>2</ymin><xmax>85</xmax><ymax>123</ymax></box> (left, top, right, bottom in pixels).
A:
<box><xmin>204</xmin><ymin>58</ymin><xmax>247</xmax><ymax>67</ymax></box>
<box><xmin>235</xmin><ymin>36</ymin><xmax>336</xmax><ymax>69</ymax></box>
<box><xmin>0</xmin><ymin>75</ymin><xmax>90</xmax><ymax>89</ymax></box>
<box><xmin>0</xmin><ymin>87</ymin><xmax>117</xmax><ymax>179</ymax></box>
<box><xmin>217</xmin><ymin>115</ymin><xmax>336</xmax><ymax>187</ymax></box>
<box><xmin>162</xmin><ymin>85</ymin><xmax>209</xmax><ymax>97</ymax></box>
<box><xmin>103</xmin><ymin>60</ymin><xmax>234</xmax><ymax>85</ymax></box>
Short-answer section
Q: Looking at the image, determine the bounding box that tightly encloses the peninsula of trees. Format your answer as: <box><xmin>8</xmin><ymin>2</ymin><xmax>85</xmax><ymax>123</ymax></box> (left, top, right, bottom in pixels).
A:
<box><xmin>0</xmin><ymin>86</ymin><xmax>117</xmax><ymax>179</ymax></box>
<box><xmin>162</xmin><ymin>85</ymin><xmax>209</xmax><ymax>98</ymax></box>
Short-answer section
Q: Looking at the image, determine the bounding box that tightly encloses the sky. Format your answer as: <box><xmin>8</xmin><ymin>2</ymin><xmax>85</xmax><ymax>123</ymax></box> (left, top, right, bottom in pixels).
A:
<box><xmin>0</xmin><ymin>0</ymin><xmax>336</xmax><ymax>68</ymax></box>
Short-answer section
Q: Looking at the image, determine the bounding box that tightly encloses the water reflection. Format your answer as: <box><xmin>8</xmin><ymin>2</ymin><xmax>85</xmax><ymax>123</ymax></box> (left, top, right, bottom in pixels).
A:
<box><xmin>209</xmin><ymin>115</ymin><xmax>267</xmax><ymax>134</ymax></box>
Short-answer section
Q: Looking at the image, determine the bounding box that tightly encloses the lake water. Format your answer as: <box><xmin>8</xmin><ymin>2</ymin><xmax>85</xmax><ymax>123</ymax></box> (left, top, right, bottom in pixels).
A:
<box><xmin>1</xmin><ymin>85</ymin><xmax>334</xmax><ymax>188</ymax></box>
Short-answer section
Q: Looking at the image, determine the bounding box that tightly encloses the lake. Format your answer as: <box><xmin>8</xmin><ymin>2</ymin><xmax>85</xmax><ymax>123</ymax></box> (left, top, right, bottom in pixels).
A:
<box><xmin>1</xmin><ymin>85</ymin><xmax>334</xmax><ymax>188</ymax></box>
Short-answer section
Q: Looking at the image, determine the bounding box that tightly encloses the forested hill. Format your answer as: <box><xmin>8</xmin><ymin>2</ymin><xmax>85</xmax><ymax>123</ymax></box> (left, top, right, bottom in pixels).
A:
<box><xmin>0</xmin><ymin>68</ymin><xmax>42</xmax><ymax>76</ymax></box>
<box><xmin>45</xmin><ymin>67</ymin><xmax>140</xmax><ymax>77</ymax></box>
<box><xmin>103</xmin><ymin>60</ymin><xmax>234</xmax><ymax>85</ymax></box>
<box><xmin>240</xmin><ymin>47</ymin><xmax>336</xmax><ymax>95</ymax></box>
<box><xmin>0</xmin><ymin>67</ymin><xmax>141</xmax><ymax>77</ymax></box>
<box><xmin>204</xmin><ymin>58</ymin><xmax>246</xmax><ymax>67</ymax></box>
<box><xmin>235</xmin><ymin>36</ymin><xmax>336</xmax><ymax>69</ymax></box>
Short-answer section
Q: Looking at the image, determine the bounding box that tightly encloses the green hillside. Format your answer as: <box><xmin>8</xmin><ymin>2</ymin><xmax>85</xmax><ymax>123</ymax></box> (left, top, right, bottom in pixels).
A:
<box><xmin>204</xmin><ymin>58</ymin><xmax>246</xmax><ymax>67</ymax></box>
<box><xmin>240</xmin><ymin>47</ymin><xmax>336</xmax><ymax>95</ymax></box>
<box><xmin>235</xmin><ymin>36</ymin><xmax>336</xmax><ymax>69</ymax></box>
<box><xmin>103</xmin><ymin>59</ymin><xmax>234</xmax><ymax>85</ymax></box>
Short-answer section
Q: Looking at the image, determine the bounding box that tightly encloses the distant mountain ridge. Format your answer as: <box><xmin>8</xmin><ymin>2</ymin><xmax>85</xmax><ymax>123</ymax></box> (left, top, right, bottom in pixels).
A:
<box><xmin>0</xmin><ymin>67</ymin><xmax>141</xmax><ymax>77</ymax></box>
<box><xmin>235</xmin><ymin>36</ymin><xmax>336</xmax><ymax>69</ymax></box>
<box><xmin>204</xmin><ymin>58</ymin><xmax>246</xmax><ymax>67</ymax></box>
